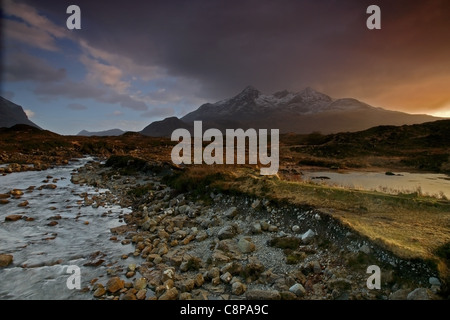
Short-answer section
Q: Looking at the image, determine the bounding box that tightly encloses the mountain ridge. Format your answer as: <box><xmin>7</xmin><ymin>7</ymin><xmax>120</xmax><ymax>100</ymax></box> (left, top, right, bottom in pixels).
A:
<box><xmin>77</xmin><ymin>128</ymin><xmax>125</xmax><ymax>136</ymax></box>
<box><xmin>0</xmin><ymin>96</ymin><xmax>42</xmax><ymax>129</ymax></box>
<box><xmin>141</xmin><ymin>86</ymin><xmax>442</xmax><ymax>137</ymax></box>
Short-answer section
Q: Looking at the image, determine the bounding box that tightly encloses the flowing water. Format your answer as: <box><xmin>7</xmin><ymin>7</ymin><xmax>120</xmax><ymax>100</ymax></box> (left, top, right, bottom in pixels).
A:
<box><xmin>302</xmin><ymin>171</ymin><xmax>450</xmax><ymax>198</ymax></box>
<box><xmin>0</xmin><ymin>157</ymin><xmax>136</xmax><ymax>299</ymax></box>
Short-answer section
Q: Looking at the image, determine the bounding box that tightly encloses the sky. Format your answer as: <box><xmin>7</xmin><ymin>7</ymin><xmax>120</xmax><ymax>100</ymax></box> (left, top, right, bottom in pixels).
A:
<box><xmin>1</xmin><ymin>0</ymin><xmax>450</xmax><ymax>135</ymax></box>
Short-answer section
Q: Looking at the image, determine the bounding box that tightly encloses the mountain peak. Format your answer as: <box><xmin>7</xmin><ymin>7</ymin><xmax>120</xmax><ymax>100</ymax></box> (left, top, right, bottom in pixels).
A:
<box><xmin>298</xmin><ymin>87</ymin><xmax>331</xmax><ymax>101</ymax></box>
<box><xmin>0</xmin><ymin>96</ymin><xmax>42</xmax><ymax>129</ymax></box>
<box><xmin>236</xmin><ymin>85</ymin><xmax>261</xmax><ymax>99</ymax></box>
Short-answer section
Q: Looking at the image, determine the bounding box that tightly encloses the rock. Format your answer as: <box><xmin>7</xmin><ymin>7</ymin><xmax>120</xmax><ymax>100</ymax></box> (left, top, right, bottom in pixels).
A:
<box><xmin>93</xmin><ymin>286</ymin><xmax>106</xmax><ymax>298</ymax></box>
<box><xmin>211</xmin><ymin>276</ymin><xmax>221</xmax><ymax>286</ymax></box>
<box><xmin>18</xmin><ymin>200</ymin><xmax>29</xmax><ymax>207</ymax></box>
<box><xmin>268</xmin><ymin>225</ymin><xmax>278</xmax><ymax>232</ymax></box>
<box><xmin>106</xmin><ymin>277</ymin><xmax>125</xmax><ymax>293</ymax></box>
<box><xmin>0</xmin><ymin>199</ymin><xmax>10</xmax><ymax>205</ymax></box>
<box><xmin>206</xmin><ymin>267</ymin><xmax>220</xmax><ymax>280</ymax></box>
<box><xmin>194</xmin><ymin>274</ymin><xmax>204</xmax><ymax>287</ymax></box>
<box><xmin>314</xmin><ymin>213</ymin><xmax>321</xmax><ymax>221</ymax></box>
<box><xmin>10</xmin><ymin>189</ymin><xmax>24</xmax><ymax>197</ymax></box>
<box><xmin>41</xmin><ymin>184</ymin><xmax>57</xmax><ymax>190</ymax></box>
<box><xmin>429</xmin><ymin>277</ymin><xmax>441</xmax><ymax>286</ymax></box>
<box><xmin>224</xmin><ymin>207</ymin><xmax>238</xmax><ymax>219</ymax></box>
<box><xmin>243</xmin><ymin>257</ymin><xmax>265</xmax><ymax>281</ymax></box>
<box><xmin>301</xmin><ymin>229</ymin><xmax>316</xmax><ymax>243</ymax></box>
<box><xmin>407</xmin><ymin>288</ymin><xmax>433</xmax><ymax>300</ymax></box>
<box><xmin>220</xmin><ymin>272</ymin><xmax>232</xmax><ymax>284</ymax></box>
<box><xmin>212</xmin><ymin>250</ymin><xmax>231</xmax><ymax>264</ymax></box>
<box><xmin>359</xmin><ymin>244</ymin><xmax>371</xmax><ymax>254</ymax></box>
<box><xmin>136</xmin><ymin>289</ymin><xmax>147</xmax><ymax>300</ymax></box>
<box><xmin>195</xmin><ymin>230</ymin><xmax>208</xmax><ymax>242</ymax></box>
<box><xmin>280</xmin><ymin>291</ymin><xmax>297</xmax><ymax>300</ymax></box>
<box><xmin>180</xmin><ymin>279</ymin><xmax>195</xmax><ymax>292</ymax></box>
<box><xmin>47</xmin><ymin>221</ymin><xmax>58</xmax><ymax>226</ymax></box>
<box><xmin>269</xmin><ymin>237</ymin><xmax>301</xmax><ymax>249</ymax></box>
<box><xmin>0</xmin><ymin>194</ymin><xmax>10</xmax><ymax>199</ymax></box>
<box><xmin>246</xmin><ymin>290</ymin><xmax>281</xmax><ymax>300</ymax></box>
<box><xmin>260</xmin><ymin>221</ymin><xmax>270</xmax><ymax>231</ymax></box>
<box><xmin>231</xmin><ymin>282</ymin><xmax>246</xmax><ymax>296</ymax></box>
<box><xmin>179</xmin><ymin>292</ymin><xmax>192</xmax><ymax>300</ymax></box>
<box><xmin>178</xmin><ymin>205</ymin><xmax>190</xmax><ymax>215</ymax></box>
<box><xmin>291</xmin><ymin>225</ymin><xmax>300</xmax><ymax>233</ymax></box>
<box><xmin>289</xmin><ymin>283</ymin><xmax>306</xmax><ymax>297</ymax></box>
<box><xmin>221</xmin><ymin>262</ymin><xmax>243</xmax><ymax>276</ymax></box>
<box><xmin>218</xmin><ymin>224</ymin><xmax>238</xmax><ymax>240</ymax></box>
<box><xmin>162</xmin><ymin>268</ymin><xmax>176</xmax><ymax>282</ymax></box>
<box><xmin>237</xmin><ymin>237</ymin><xmax>256</xmax><ymax>253</ymax></box>
<box><xmin>134</xmin><ymin>278</ymin><xmax>147</xmax><ymax>291</ymax></box>
<box><xmin>251</xmin><ymin>223</ymin><xmax>262</xmax><ymax>234</ymax></box>
<box><xmin>5</xmin><ymin>214</ymin><xmax>23</xmax><ymax>222</ymax></box>
<box><xmin>159</xmin><ymin>287</ymin><xmax>179</xmax><ymax>300</ymax></box>
<box><xmin>0</xmin><ymin>254</ymin><xmax>13</xmax><ymax>267</ymax></box>
<box><xmin>251</xmin><ymin>200</ymin><xmax>261</xmax><ymax>209</ymax></box>
<box><xmin>389</xmin><ymin>289</ymin><xmax>410</xmax><ymax>300</ymax></box>
<box><xmin>121</xmin><ymin>291</ymin><xmax>137</xmax><ymax>300</ymax></box>
<box><xmin>311</xmin><ymin>260</ymin><xmax>322</xmax><ymax>274</ymax></box>
<box><xmin>328</xmin><ymin>278</ymin><xmax>352</xmax><ymax>291</ymax></box>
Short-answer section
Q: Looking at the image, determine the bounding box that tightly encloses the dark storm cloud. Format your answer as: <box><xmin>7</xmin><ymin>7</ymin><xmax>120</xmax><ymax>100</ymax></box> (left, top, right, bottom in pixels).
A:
<box><xmin>4</xmin><ymin>51</ymin><xmax>67</xmax><ymax>82</ymax></box>
<box><xmin>17</xmin><ymin>0</ymin><xmax>450</xmax><ymax>111</ymax></box>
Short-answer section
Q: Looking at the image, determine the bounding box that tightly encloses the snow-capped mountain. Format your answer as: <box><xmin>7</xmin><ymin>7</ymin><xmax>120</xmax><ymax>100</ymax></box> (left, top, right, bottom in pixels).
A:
<box><xmin>141</xmin><ymin>86</ymin><xmax>441</xmax><ymax>136</ymax></box>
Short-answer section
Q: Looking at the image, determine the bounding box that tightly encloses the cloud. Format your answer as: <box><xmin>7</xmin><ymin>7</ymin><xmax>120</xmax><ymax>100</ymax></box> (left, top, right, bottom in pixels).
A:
<box><xmin>80</xmin><ymin>55</ymin><xmax>130</xmax><ymax>94</ymax></box>
<box><xmin>24</xmin><ymin>109</ymin><xmax>35</xmax><ymax>118</ymax></box>
<box><xmin>8</xmin><ymin>0</ymin><xmax>450</xmax><ymax>116</ymax></box>
<box><xmin>68</xmin><ymin>103</ymin><xmax>87</xmax><ymax>110</ymax></box>
<box><xmin>112</xmin><ymin>110</ymin><xmax>123</xmax><ymax>116</ymax></box>
<box><xmin>4</xmin><ymin>51</ymin><xmax>67</xmax><ymax>82</ymax></box>
<box><xmin>34</xmin><ymin>80</ymin><xmax>106</xmax><ymax>100</ymax></box>
<box><xmin>3</xmin><ymin>0</ymin><xmax>69</xmax><ymax>51</ymax></box>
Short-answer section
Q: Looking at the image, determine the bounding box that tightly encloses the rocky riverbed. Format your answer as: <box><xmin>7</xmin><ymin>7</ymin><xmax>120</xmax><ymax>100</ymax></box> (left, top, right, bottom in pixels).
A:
<box><xmin>65</xmin><ymin>160</ymin><xmax>443</xmax><ymax>300</ymax></box>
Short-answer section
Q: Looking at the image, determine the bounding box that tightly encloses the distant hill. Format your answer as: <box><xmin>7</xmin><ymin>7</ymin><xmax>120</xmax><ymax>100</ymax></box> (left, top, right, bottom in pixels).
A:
<box><xmin>141</xmin><ymin>86</ymin><xmax>442</xmax><ymax>137</ymax></box>
<box><xmin>141</xmin><ymin>116</ymin><xmax>193</xmax><ymax>137</ymax></box>
<box><xmin>77</xmin><ymin>128</ymin><xmax>125</xmax><ymax>136</ymax></box>
<box><xmin>0</xmin><ymin>96</ymin><xmax>42</xmax><ymax>129</ymax></box>
<box><xmin>286</xmin><ymin>119</ymin><xmax>450</xmax><ymax>173</ymax></box>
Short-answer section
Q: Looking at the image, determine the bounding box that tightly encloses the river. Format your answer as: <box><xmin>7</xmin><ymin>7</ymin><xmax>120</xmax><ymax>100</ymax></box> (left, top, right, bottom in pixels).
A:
<box><xmin>0</xmin><ymin>157</ymin><xmax>135</xmax><ymax>299</ymax></box>
<box><xmin>302</xmin><ymin>170</ymin><xmax>450</xmax><ymax>198</ymax></box>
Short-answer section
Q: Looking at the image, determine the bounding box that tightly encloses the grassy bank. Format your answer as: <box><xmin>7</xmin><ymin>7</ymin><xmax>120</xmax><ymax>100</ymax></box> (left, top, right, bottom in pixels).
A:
<box><xmin>163</xmin><ymin>165</ymin><xmax>450</xmax><ymax>281</ymax></box>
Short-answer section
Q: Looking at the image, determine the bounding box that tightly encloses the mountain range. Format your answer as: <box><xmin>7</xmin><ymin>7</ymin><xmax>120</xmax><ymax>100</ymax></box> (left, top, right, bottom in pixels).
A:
<box><xmin>0</xmin><ymin>96</ymin><xmax>41</xmax><ymax>129</ymax></box>
<box><xmin>77</xmin><ymin>129</ymin><xmax>125</xmax><ymax>136</ymax></box>
<box><xmin>141</xmin><ymin>86</ymin><xmax>441</xmax><ymax>137</ymax></box>
<box><xmin>1</xmin><ymin>87</ymin><xmax>443</xmax><ymax>136</ymax></box>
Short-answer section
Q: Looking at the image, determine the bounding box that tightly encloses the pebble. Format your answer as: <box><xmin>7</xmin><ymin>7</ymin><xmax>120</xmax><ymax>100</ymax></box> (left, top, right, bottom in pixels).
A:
<box><xmin>289</xmin><ymin>283</ymin><xmax>306</xmax><ymax>297</ymax></box>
